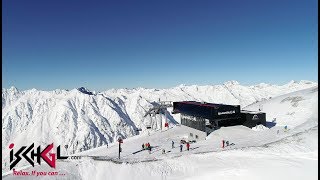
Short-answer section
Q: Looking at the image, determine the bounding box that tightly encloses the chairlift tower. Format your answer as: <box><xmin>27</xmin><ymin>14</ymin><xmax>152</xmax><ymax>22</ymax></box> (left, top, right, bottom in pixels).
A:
<box><xmin>144</xmin><ymin>100</ymin><xmax>173</xmax><ymax>130</ymax></box>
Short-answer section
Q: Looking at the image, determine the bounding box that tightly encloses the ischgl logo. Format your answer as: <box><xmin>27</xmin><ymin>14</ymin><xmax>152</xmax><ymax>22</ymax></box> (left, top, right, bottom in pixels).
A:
<box><xmin>9</xmin><ymin>143</ymin><xmax>68</xmax><ymax>170</ymax></box>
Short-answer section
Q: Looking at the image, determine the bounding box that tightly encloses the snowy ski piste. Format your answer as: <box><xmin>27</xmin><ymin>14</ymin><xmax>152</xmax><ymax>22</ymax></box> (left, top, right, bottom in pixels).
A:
<box><xmin>2</xmin><ymin>81</ymin><xmax>318</xmax><ymax>179</ymax></box>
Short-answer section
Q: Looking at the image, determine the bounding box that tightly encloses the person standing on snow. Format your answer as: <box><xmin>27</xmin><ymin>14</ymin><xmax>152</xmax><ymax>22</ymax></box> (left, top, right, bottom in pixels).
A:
<box><xmin>180</xmin><ymin>144</ymin><xmax>183</xmax><ymax>152</ymax></box>
<box><xmin>142</xmin><ymin>143</ymin><xmax>145</xmax><ymax>150</ymax></box>
<box><xmin>222</xmin><ymin>140</ymin><xmax>225</xmax><ymax>149</ymax></box>
<box><xmin>147</xmin><ymin>142</ymin><xmax>151</xmax><ymax>153</ymax></box>
<box><xmin>162</xmin><ymin>149</ymin><xmax>165</xmax><ymax>154</ymax></box>
<box><xmin>186</xmin><ymin>142</ymin><xmax>190</xmax><ymax>151</ymax></box>
<box><xmin>172</xmin><ymin>141</ymin><xmax>174</xmax><ymax>148</ymax></box>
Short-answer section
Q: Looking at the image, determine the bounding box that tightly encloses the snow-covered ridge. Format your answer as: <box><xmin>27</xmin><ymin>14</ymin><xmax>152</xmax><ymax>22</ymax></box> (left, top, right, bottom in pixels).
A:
<box><xmin>2</xmin><ymin>80</ymin><xmax>317</xmax><ymax>155</ymax></box>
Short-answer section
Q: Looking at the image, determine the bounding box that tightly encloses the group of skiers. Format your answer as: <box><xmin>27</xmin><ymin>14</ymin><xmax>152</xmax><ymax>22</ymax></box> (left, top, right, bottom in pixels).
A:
<box><xmin>172</xmin><ymin>140</ymin><xmax>191</xmax><ymax>152</ymax></box>
<box><xmin>142</xmin><ymin>142</ymin><xmax>152</xmax><ymax>153</ymax></box>
<box><xmin>179</xmin><ymin>141</ymin><xmax>190</xmax><ymax>152</ymax></box>
<box><xmin>140</xmin><ymin>138</ymin><xmax>240</xmax><ymax>154</ymax></box>
<box><xmin>141</xmin><ymin>140</ymin><xmax>193</xmax><ymax>155</ymax></box>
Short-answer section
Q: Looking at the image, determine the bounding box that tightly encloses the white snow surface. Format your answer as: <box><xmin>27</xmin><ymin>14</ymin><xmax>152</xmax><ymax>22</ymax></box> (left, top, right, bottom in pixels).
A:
<box><xmin>2</xmin><ymin>81</ymin><xmax>318</xmax><ymax>179</ymax></box>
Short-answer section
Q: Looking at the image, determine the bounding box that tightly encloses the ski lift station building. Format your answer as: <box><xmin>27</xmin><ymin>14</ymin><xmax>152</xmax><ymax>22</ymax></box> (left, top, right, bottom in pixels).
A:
<box><xmin>172</xmin><ymin>101</ymin><xmax>266</xmax><ymax>135</ymax></box>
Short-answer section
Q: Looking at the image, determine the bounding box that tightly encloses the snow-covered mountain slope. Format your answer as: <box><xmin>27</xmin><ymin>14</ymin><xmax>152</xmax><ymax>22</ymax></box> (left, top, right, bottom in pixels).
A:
<box><xmin>3</xmin><ymin>84</ymin><xmax>318</xmax><ymax>180</ymax></box>
<box><xmin>244</xmin><ymin>85</ymin><xmax>318</xmax><ymax>128</ymax></box>
<box><xmin>2</xmin><ymin>81</ymin><xmax>317</xmax><ymax>155</ymax></box>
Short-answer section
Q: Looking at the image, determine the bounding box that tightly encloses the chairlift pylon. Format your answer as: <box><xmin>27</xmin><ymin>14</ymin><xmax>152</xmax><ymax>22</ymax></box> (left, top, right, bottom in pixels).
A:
<box><xmin>145</xmin><ymin>114</ymin><xmax>152</xmax><ymax>129</ymax></box>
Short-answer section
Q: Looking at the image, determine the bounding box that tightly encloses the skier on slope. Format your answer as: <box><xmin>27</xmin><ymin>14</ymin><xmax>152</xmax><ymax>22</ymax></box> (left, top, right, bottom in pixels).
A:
<box><xmin>180</xmin><ymin>144</ymin><xmax>183</xmax><ymax>152</ymax></box>
<box><xmin>222</xmin><ymin>140</ymin><xmax>225</xmax><ymax>149</ymax></box>
<box><xmin>186</xmin><ymin>142</ymin><xmax>190</xmax><ymax>151</ymax></box>
<box><xmin>147</xmin><ymin>142</ymin><xmax>151</xmax><ymax>153</ymax></box>
<box><xmin>172</xmin><ymin>141</ymin><xmax>174</xmax><ymax>148</ymax></box>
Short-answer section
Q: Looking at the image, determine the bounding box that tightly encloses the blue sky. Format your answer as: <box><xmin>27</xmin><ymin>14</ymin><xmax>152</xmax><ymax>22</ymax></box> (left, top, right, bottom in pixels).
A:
<box><xmin>2</xmin><ymin>0</ymin><xmax>318</xmax><ymax>91</ymax></box>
